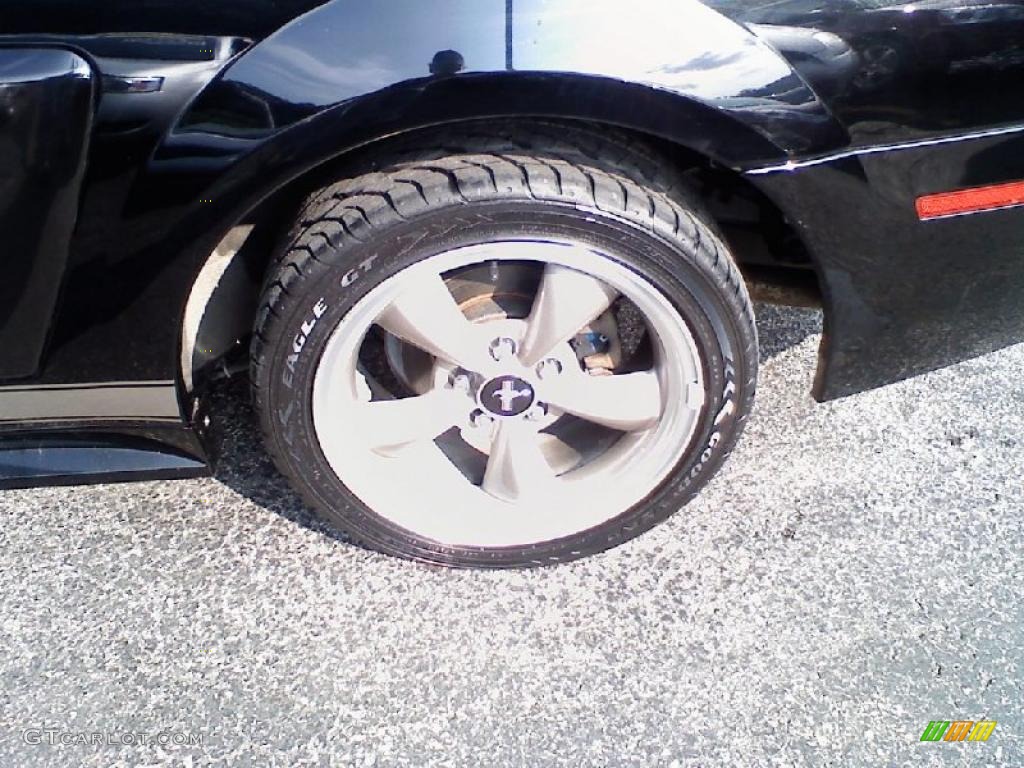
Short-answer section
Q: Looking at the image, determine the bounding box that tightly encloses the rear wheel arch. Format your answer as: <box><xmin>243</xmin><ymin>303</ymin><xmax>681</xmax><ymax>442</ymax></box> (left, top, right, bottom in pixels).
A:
<box><xmin>181</xmin><ymin>113</ymin><xmax>825</xmax><ymax>396</ymax></box>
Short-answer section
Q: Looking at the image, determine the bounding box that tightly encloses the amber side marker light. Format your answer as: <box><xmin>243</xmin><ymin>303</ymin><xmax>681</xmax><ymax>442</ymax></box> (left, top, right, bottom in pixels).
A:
<box><xmin>917</xmin><ymin>180</ymin><xmax>1024</xmax><ymax>220</ymax></box>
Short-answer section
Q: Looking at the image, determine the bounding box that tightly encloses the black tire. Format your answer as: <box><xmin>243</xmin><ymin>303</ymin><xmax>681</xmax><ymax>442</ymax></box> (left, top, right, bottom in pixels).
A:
<box><xmin>251</xmin><ymin>121</ymin><xmax>757</xmax><ymax>568</ymax></box>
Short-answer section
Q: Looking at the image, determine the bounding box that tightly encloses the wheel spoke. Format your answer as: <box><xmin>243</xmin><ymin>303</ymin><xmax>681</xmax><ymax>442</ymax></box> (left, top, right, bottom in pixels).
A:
<box><xmin>356</xmin><ymin>389</ymin><xmax>464</xmax><ymax>453</ymax></box>
<box><xmin>543</xmin><ymin>370</ymin><xmax>663</xmax><ymax>432</ymax></box>
<box><xmin>376</xmin><ymin>274</ymin><xmax>489</xmax><ymax>372</ymax></box>
<box><xmin>481</xmin><ymin>421</ymin><xmax>558</xmax><ymax>502</ymax></box>
<box><xmin>519</xmin><ymin>264</ymin><xmax>618</xmax><ymax>366</ymax></box>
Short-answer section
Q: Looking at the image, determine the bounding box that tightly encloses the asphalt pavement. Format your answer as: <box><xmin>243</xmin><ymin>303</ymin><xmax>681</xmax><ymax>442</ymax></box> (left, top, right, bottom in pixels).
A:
<box><xmin>1</xmin><ymin>305</ymin><xmax>1021</xmax><ymax>767</ymax></box>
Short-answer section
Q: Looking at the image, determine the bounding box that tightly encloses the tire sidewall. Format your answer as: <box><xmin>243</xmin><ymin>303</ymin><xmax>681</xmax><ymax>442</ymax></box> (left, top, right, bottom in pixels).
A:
<box><xmin>259</xmin><ymin>200</ymin><xmax>752</xmax><ymax>567</ymax></box>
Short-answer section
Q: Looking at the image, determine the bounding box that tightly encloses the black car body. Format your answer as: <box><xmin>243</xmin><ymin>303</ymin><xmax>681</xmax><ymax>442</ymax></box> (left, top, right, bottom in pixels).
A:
<box><xmin>1</xmin><ymin>0</ymin><xmax>1022</xmax><ymax>493</ymax></box>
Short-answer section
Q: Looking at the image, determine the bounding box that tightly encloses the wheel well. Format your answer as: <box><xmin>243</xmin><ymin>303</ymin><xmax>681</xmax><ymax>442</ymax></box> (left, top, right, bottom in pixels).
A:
<box><xmin>184</xmin><ymin>117</ymin><xmax>823</xmax><ymax>391</ymax></box>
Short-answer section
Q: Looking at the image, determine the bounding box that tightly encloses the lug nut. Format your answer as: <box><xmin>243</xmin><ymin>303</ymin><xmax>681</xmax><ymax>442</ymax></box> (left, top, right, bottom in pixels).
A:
<box><xmin>489</xmin><ymin>337</ymin><xmax>517</xmax><ymax>362</ymax></box>
<box><xmin>525</xmin><ymin>403</ymin><xmax>549</xmax><ymax>422</ymax></box>
<box><xmin>470</xmin><ymin>409</ymin><xmax>494</xmax><ymax>429</ymax></box>
<box><xmin>536</xmin><ymin>358</ymin><xmax>563</xmax><ymax>379</ymax></box>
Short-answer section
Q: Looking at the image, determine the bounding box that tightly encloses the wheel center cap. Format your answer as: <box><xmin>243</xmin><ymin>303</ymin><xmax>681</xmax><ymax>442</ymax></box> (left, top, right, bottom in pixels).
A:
<box><xmin>480</xmin><ymin>375</ymin><xmax>536</xmax><ymax>417</ymax></box>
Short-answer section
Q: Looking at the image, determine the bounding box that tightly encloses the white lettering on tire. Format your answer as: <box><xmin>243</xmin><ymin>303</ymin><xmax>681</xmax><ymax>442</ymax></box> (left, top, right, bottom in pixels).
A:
<box><xmin>282</xmin><ymin>297</ymin><xmax>328</xmax><ymax>388</ymax></box>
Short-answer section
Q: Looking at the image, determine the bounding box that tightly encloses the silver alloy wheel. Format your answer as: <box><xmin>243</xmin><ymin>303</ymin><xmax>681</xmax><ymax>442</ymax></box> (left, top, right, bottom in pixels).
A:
<box><xmin>312</xmin><ymin>240</ymin><xmax>706</xmax><ymax>547</ymax></box>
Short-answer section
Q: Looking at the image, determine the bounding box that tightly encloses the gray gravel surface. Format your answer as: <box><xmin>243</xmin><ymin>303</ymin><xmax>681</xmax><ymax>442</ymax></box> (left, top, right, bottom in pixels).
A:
<box><xmin>1</xmin><ymin>305</ymin><xmax>1021</xmax><ymax>767</ymax></box>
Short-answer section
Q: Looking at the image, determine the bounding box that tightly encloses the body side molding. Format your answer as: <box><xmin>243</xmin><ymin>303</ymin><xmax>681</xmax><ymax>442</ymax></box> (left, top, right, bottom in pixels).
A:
<box><xmin>0</xmin><ymin>382</ymin><xmax>182</xmax><ymax>424</ymax></box>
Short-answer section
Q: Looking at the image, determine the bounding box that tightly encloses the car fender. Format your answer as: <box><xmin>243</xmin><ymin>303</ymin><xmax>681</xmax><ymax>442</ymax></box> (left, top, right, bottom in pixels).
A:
<box><xmin>151</xmin><ymin>0</ymin><xmax>847</xmax><ymax>235</ymax></box>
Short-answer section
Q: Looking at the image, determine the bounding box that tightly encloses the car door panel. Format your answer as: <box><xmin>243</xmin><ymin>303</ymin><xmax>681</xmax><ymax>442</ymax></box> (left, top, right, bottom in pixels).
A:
<box><xmin>0</xmin><ymin>47</ymin><xmax>94</xmax><ymax>380</ymax></box>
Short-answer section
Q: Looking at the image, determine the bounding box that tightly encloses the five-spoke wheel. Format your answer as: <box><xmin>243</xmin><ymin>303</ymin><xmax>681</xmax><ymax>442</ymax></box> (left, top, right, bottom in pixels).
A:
<box><xmin>313</xmin><ymin>242</ymin><xmax>706</xmax><ymax>546</ymax></box>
